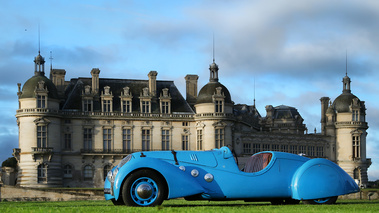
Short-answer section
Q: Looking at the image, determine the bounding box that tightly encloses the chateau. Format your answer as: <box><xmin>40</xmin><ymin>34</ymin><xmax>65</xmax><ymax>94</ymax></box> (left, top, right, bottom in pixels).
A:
<box><xmin>13</xmin><ymin>51</ymin><xmax>371</xmax><ymax>188</ymax></box>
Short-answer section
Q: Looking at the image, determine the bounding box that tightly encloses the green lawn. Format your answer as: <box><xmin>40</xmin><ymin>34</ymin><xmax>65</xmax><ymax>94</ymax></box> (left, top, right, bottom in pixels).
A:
<box><xmin>0</xmin><ymin>199</ymin><xmax>378</xmax><ymax>213</ymax></box>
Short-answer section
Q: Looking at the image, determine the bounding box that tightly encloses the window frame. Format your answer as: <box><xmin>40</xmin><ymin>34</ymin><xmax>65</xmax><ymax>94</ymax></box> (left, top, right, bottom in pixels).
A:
<box><xmin>215</xmin><ymin>128</ymin><xmax>225</xmax><ymax>148</ymax></box>
<box><xmin>83</xmin><ymin>165</ymin><xmax>93</xmax><ymax>181</ymax></box>
<box><xmin>83</xmin><ymin>128</ymin><xmax>93</xmax><ymax>151</ymax></box>
<box><xmin>103</xmin><ymin>128</ymin><xmax>112</xmax><ymax>152</ymax></box>
<box><xmin>142</xmin><ymin>129</ymin><xmax>151</xmax><ymax>151</ymax></box>
<box><xmin>38</xmin><ymin>164</ymin><xmax>47</xmax><ymax>183</ymax></box>
<box><xmin>161</xmin><ymin>129</ymin><xmax>170</xmax><ymax>150</ymax></box>
<box><xmin>37</xmin><ymin>125</ymin><xmax>47</xmax><ymax>148</ymax></box>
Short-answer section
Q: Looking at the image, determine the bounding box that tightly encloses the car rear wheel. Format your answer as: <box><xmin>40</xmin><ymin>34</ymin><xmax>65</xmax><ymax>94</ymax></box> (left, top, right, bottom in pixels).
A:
<box><xmin>303</xmin><ymin>196</ymin><xmax>338</xmax><ymax>204</ymax></box>
<box><xmin>122</xmin><ymin>169</ymin><xmax>167</xmax><ymax>207</ymax></box>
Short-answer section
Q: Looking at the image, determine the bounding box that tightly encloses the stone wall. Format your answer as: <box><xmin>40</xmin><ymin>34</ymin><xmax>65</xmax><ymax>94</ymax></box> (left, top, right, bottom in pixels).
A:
<box><xmin>340</xmin><ymin>191</ymin><xmax>379</xmax><ymax>200</ymax></box>
<box><xmin>0</xmin><ymin>185</ymin><xmax>104</xmax><ymax>201</ymax></box>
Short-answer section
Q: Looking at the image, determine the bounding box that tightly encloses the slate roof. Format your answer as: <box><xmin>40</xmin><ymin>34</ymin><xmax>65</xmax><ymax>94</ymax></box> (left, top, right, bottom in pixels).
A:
<box><xmin>62</xmin><ymin>78</ymin><xmax>194</xmax><ymax>114</ymax></box>
<box><xmin>273</xmin><ymin>105</ymin><xmax>302</xmax><ymax>120</ymax></box>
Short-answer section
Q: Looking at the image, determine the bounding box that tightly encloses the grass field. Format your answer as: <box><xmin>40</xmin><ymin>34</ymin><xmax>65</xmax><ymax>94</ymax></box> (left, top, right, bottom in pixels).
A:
<box><xmin>0</xmin><ymin>199</ymin><xmax>378</xmax><ymax>213</ymax></box>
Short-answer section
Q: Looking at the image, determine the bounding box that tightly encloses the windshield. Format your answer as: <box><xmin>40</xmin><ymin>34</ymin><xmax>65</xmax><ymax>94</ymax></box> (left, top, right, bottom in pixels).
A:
<box><xmin>243</xmin><ymin>153</ymin><xmax>272</xmax><ymax>173</ymax></box>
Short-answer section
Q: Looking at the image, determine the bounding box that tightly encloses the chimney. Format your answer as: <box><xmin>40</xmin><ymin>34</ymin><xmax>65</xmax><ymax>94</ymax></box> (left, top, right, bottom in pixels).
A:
<box><xmin>50</xmin><ymin>69</ymin><xmax>66</xmax><ymax>97</ymax></box>
<box><xmin>320</xmin><ymin>97</ymin><xmax>330</xmax><ymax>135</ymax></box>
<box><xmin>148</xmin><ymin>71</ymin><xmax>157</xmax><ymax>96</ymax></box>
<box><xmin>91</xmin><ymin>68</ymin><xmax>100</xmax><ymax>94</ymax></box>
<box><xmin>185</xmin><ymin>74</ymin><xmax>198</xmax><ymax>106</ymax></box>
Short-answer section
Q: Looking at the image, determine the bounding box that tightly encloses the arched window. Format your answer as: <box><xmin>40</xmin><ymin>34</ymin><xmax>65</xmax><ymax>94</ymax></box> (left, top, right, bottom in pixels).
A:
<box><xmin>83</xmin><ymin>165</ymin><xmax>93</xmax><ymax>181</ymax></box>
<box><xmin>63</xmin><ymin>165</ymin><xmax>72</xmax><ymax>178</ymax></box>
<box><xmin>353</xmin><ymin>168</ymin><xmax>360</xmax><ymax>180</ymax></box>
<box><xmin>38</xmin><ymin>164</ymin><xmax>47</xmax><ymax>183</ymax></box>
<box><xmin>103</xmin><ymin>165</ymin><xmax>112</xmax><ymax>180</ymax></box>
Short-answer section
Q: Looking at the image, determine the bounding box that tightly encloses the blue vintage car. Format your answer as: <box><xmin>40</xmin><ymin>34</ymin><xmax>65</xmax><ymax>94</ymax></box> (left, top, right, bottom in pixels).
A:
<box><xmin>104</xmin><ymin>146</ymin><xmax>359</xmax><ymax>206</ymax></box>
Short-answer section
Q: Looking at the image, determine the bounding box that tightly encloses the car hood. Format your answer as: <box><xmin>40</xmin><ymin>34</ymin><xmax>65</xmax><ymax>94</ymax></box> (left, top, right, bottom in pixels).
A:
<box><xmin>134</xmin><ymin>150</ymin><xmax>218</xmax><ymax>167</ymax></box>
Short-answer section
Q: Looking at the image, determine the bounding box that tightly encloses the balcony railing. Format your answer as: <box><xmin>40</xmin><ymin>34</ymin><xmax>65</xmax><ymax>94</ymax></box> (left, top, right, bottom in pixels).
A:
<box><xmin>32</xmin><ymin>147</ymin><xmax>53</xmax><ymax>153</ymax></box>
<box><xmin>335</xmin><ymin>121</ymin><xmax>368</xmax><ymax>128</ymax></box>
<box><xmin>17</xmin><ymin>108</ymin><xmax>195</xmax><ymax>119</ymax></box>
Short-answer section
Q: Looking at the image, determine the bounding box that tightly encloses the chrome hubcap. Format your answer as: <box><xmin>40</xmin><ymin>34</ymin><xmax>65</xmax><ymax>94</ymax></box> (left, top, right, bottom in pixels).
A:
<box><xmin>136</xmin><ymin>183</ymin><xmax>153</xmax><ymax>199</ymax></box>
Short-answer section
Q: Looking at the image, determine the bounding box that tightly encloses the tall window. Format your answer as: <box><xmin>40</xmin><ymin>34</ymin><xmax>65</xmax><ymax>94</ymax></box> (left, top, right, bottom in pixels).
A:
<box><xmin>215</xmin><ymin>128</ymin><xmax>224</xmax><ymax>148</ymax></box>
<box><xmin>64</xmin><ymin>133</ymin><xmax>71</xmax><ymax>150</ymax></box>
<box><xmin>196</xmin><ymin>129</ymin><xmax>203</xmax><ymax>150</ymax></box>
<box><xmin>83</xmin><ymin>128</ymin><xmax>92</xmax><ymax>151</ymax></box>
<box><xmin>122</xmin><ymin>100</ymin><xmax>132</xmax><ymax>113</ymax></box>
<box><xmin>289</xmin><ymin>145</ymin><xmax>298</xmax><ymax>154</ymax></box>
<box><xmin>103</xmin><ymin>128</ymin><xmax>112</xmax><ymax>152</ymax></box>
<box><xmin>182</xmin><ymin>135</ymin><xmax>189</xmax><ymax>150</ymax></box>
<box><xmin>353</xmin><ymin>168</ymin><xmax>360</xmax><ymax>180</ymax></box>
<box><xmin>141</xmin><ymin>101</ymin><xmax>150</xmax><ymax>113</ymax></box>
<box><xmin>353</xmin><ymin>136</ymin><xmax>361</xmax><ymax>159</ymax></box>
<box><xmin>243</xmin><ymin>143</ymin><xmax>251</xmax><ymax>154</ymax></box>
<box><xmin>352</xmin><ymin>110</ymin><xmax>359</xmax><ymax>121</ymax></box>
<box><xmin>271</xmin><ymin>144</ymin><xmax>280</xmax><ymax>151</ymax></box>
<box><xmin>252</xmin><ymin>143</ymin><xmax>261</xmax><ymax>154</ymax></box>
<box><xmin>142</xmin><ymin>129</ymin><xmax>150</xmax><ymax>151</ymax></box>
<box><xmin>38</xmin><ymin>164</ymin><xmax>47</xmax><ymax>183</ymax></box>
<box><xmin>299</xmin><ymin>145</ymin><xmax>306</xmax><ymax>155</ymax></box>
<box><xmin>83</xmin><ymin>99</ymin><xmax>93</xmax><ymax>112</ymax></box>
<box><xmin>316</xmin><ymin>146</ymin><xmax>324</xmax><ymax>157</ymax></box>
<box><xmin>37</xmin><ymin>125</ymin><xmax>47</xmax><ymax>148</ymax></box>
<box><xmin>281</xmin><ymin>144</ymin><xmax>289</xmax><ymax>153</ymax></box>
<box><xmin>215</xmin><ymin>100</ymin><xmax>223</xmax><ymax>113</ymax></box>
<box><xmin>262</xmin><ymin>144</ymin><xmax>270</xmax><ymax>151</ymax></box>
<box><xmin>83</xmin><ymin>165</ymin><xmax>93</xmax><ymax>181</ymax></box>
<box><xmin>308</xmin><ymin>146</ymin><xmax>315</xmax><ymax>157</ymax></box>
<box><xmin>37</xmin><ymin>95</ymin><xmax>46</xmax><ymax>108</ymax></box>
<box><xmin>162</xmin><ymin>130</ymin><xmax>170</xmax><ymax>150</ymax></box>
<box><xmin>161</xmin><ymin>101</ymin><xmax>169</xmax><ymax>114</ymax></box>
<box><xmin>122</xmin><ymin>128</ymin><xmax>132</xmax><ymax>152</ymax></box>
<box><xmin>103</xmin><ymin>100</ymin><xmax>111</xmax><ymax>112</ymax></box>
<box><xmin>63</xmin><ymin>165</ymin><xmax>72</xmax><ymax>178</ymax></box>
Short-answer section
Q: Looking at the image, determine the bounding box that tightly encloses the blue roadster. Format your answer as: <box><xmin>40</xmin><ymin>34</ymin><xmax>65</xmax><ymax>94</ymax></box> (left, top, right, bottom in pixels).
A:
<box><xmin>104</xmin><ymin>147</ymin><xmax>359</xmax><ymax>206</ymax></box>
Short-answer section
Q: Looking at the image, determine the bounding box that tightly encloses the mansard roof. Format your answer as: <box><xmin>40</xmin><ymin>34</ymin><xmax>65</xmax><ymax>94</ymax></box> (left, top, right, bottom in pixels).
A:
<box><xmin>62</xmin><ymin>78</ymin><xmax>194</xmax><ymax>114</ymax></box>
<box><xmin>273</xmin><ymin>105</ymin><xmax>302</xmax><ymax>120</ymax></box>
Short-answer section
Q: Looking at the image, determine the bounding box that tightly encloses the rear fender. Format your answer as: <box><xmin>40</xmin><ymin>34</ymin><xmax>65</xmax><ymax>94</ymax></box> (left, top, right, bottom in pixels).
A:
<box><xmin>291</xmin><ymin>158</ymin><xmax>359</xmax><ymax>200</ymax></box>
<box><xmin>113</xmin><ymin>157</ymin><xmax>205</xmax><ymax>200</ymax></box>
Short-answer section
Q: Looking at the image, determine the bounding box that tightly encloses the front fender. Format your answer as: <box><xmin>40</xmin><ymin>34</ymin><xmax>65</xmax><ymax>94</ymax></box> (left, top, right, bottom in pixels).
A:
<box><xmin>291</xmin><ymin>158</ymin><xmax>359</xmax><ymax>200</ymax></box>
<box><xmin>113</xmin><ymin>157</ymin><xmax>206</xmax><ymax>200</ymax></box>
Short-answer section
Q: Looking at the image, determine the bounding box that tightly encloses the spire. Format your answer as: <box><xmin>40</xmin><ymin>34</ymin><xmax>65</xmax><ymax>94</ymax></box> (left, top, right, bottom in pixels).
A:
<box><xmin>212</xmin><ymin>32</ymin><xmax>215</xmax><ymax>63</ymax></box>
<box><xmin>342</xmin><ymin>52</ymin><xmax>351</xmax><ymax>93</ymax></box>
<box><xmin>346</xmin><ymin>50</ymin><xmax>348</xmax><ymax>76</ymax></box>
<box><xmin>209</xmin><ymin>34</ymin><xmax>219</xmax><ymax>82</ymax></box>
<box><xmin>49</xmin><ymin>51</ymin><xmax>53</xmax><ymax>71</ymax></box>
<box><xmin>34</xmin><ymin>24</ymin><xmax>45</xmax><ymax>76</ymax></box>
<box><xmin>253</xmin><ymin>78</ymin><xmax>256</xmax><ymax>106</ymax></box>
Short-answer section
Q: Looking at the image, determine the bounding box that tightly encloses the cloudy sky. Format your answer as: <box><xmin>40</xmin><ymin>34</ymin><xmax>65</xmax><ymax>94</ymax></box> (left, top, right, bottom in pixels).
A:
<box><xmin>1</xmin><ymin>0</ymin><xmax>378</xmax><ymax>180</ymax></box>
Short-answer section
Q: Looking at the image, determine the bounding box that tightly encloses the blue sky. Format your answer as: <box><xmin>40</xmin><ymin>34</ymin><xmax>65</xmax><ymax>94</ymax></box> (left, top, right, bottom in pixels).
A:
<box><xmin>1</xmin><ymin>0</ymin><xmax>378</xmax><ymax>180</ymax></box>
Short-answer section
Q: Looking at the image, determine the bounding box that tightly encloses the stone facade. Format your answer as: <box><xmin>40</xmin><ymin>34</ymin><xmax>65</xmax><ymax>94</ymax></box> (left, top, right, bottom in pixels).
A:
<box><xmin>13</xmin><ymin>52</ymin><xmax>371</xmax><ymax>188</ymax></box>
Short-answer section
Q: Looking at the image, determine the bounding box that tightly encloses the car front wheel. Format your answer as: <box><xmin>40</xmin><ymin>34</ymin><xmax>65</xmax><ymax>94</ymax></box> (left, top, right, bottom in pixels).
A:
<box><xmin>122</xmin><ymin>169</ymin><xmax>167</xmax><ymax>207</ymax></box>
<box><xmin>303</xmin><ymin>196</ymin><xmax>338</xmax><ymax>204</ymax></box>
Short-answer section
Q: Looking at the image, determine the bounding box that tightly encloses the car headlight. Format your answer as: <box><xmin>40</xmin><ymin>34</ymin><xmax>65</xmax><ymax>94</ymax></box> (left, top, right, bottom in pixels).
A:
<box><xmin>117</xmin><ymin>154</ymin><xmax>133</xmax><ymax>169</ymax></box>
<box><xmin>106</xmin><ymin>170</ymin><xmax>114</xmax><ymax>182</ymax></box>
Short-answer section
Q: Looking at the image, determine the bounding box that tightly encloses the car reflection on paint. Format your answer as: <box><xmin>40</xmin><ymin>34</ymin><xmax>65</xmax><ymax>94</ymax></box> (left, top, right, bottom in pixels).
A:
<box><xmin>104</xmin><ymin>146</ymin><xmax>359</xmax><ymax>206</ymax></box>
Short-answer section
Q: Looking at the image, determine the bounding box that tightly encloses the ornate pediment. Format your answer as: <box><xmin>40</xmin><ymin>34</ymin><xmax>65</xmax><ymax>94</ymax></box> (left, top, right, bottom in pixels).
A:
<box><xmin>33</xmin><ymin>117</ymin><xmax>50</xmax><ymax>125</ymax></box>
